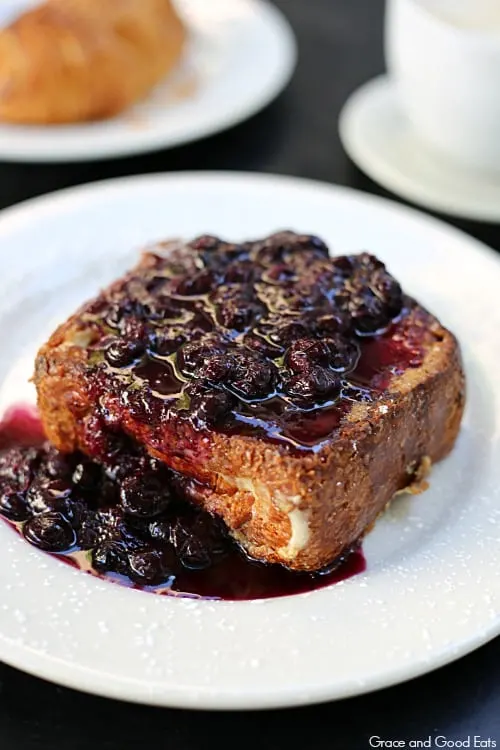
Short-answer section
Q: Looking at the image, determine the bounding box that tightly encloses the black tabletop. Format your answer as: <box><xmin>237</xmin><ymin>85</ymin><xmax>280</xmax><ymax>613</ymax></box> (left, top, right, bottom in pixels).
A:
<box><xmin>1</xmin><ymin>1</ymin><xmax>499</xmax><ymax>748</ymax></box>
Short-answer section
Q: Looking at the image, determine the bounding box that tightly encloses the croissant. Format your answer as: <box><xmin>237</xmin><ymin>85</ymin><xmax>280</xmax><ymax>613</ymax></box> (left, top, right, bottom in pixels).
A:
<box><xmin>0</xmin><ymin>0</ymin><xmax>187</xmax><ymax>124</ymax></box>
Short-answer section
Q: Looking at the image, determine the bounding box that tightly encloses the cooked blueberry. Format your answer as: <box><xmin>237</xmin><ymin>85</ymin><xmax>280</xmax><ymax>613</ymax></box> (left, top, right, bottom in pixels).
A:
<box><xmin>150</xmin><ymin>329</ymin><xmax>187</xmax><ymax>357</ymax></box>
<box><xmin>148</xmin><ymin>520</ymin><xmax>173</xmax><ymax>544</ymax></box>
<box><xmin>128</xmin><ymin>549</ymin><xmax>169</xmax><ymax>585</ymax></box>
<box><xmin>268</xmin><ymin>319</ymin><xmax>308</xmax><ymax>348</ymax></box>
<box><xmin>242</xmin><ymin>333</ymin><xmax>282</xmax><ymax>360</ymax></box>
<box><xmin>78</xmin><ymin>513</ymin><xmax>112</xmax><ymax>549</ymax></box>
<box><xmin>262</xmin><ymin>264</ymin><xmax>296</xmax><ymax>284</ymax></box>
<box><xmin>314</xmin><ymin>311</ymin><xmax>350</xmax><ymax>337</ymax></box>
<box><xmin>121</xmin><ymin>316</ymin><xmax>147</xmax><ymax>341</ymax></box>
<box><xmin>72</xmin><ymin>461</ymin><xmax>102</xmax><ymax>492</ymax></box>
<box><xmin>23</xmin><ymin>512</ymin><xmax>76</xmax><ymax>552</ymax></box>
<box><xmin>178</xmin><ymin>536</ymin><xmax>212</xmax><ymax>570</ymax></box>
<box><xmin>0</xmin><ymin>491</ymin><xmax>30</xmax><ymax>521</ymax></box>
<box><xmin>178</xmin><ymin>337</ymin><xmax>226</xmax><ymax>376</ymax></box>
<box><xmin>105</xmin><ymin>339</ymin><xmax>144</xmax><ymax>367</ymax></box>
<box><xmin>373</xmin><ymin>272</ymin><xmax>403</xmax><ymax>317</ymax></box>
<box><xmin>350</xmin><ymin>292</ymin><xmax>392</xmax><ymax>334</ymax></box>
<box><xmin>200</xmin><ymin>355</ymin><xmax>232</xmax><ymax>384</ymax></box>
<box><xmin>228</xmin><ymin>354</ymin><xmax>275</xmax><ymax>399</ymax></box>
<box><xmin>284</xmin><ymin>367</ymin><xmax>341</xmax><ymax>406</ymax></box>
<box><xmin>286</xmin><ymin>337</ymin><xmax>359</xmax><ymax>374</ymax></box>
<box><xmin>191</xmin><ymin>514</ymin><xmax>229</xmax><ymax>557</ymax></box>
<box><xmin>126</xmin><ymin>390</ymin><xmax>165</xmax><ymax>426</ymax></box>
<box><xmin>334</xmin><ymin>254</ymin><xmax>403</xmax><ymax>334</ymax></box>
<box><xmin>92</xmin><ymin>541</ymin><xmax>129</xmax><ymax>575</ymax></box>
<box><xmin>286</xmin><ymin>338</ymin><xmax>332</xmax><ymax>373</ymax></box>
<box><xmin>26</xmin><ymin>478</ymin><xmax>72</xmax><ymax>513</ymax></box>
<box><xmin>190</xmin><ymin>235</ymin><xmax>222</xmax><ymax>252</ymax></box>
<box><xmin>252</xmin><ymin>231</ymin><xmax>304</xmax><ymax>265</ymax></box>
<box><xmin>174</xmin><ymin>269</ymin><xmax>214</xmax><ymax>296</ymax></box>
<box><xmin>187</xmin><ymin>383</ymin><xmax>235</xmax><ymax>426</ymax></box>
<box><xmin>331</xmin><ymin>255</ymin><xmax>355</xmax><ymax>275</ymax></box>
<box><xmin>216</xmin><ymin>299</ymin><xmax>261</xmax><ymax>332</ymax></box>
<box><xmin>328</xmin><ymin>338</ymin><xmax>360</xmax><ymax>372</ymax></box>
<box><xmin>307</xmin><ymin>235</ymin><xmax>330</xmax><ymax>256</ymax></box>
<box><xmin>119</xmin><ymin>474</ymin><xmax>171</xmax><ymax>517</ymax></box>
<box><xmin>224</xmin><ymin>261</ymin><xmax>255</xmax><ymax>284</ymax></box>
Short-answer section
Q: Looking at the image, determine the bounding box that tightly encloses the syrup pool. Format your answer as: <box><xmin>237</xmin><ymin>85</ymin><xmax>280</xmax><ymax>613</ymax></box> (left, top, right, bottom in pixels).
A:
<box><xmin>0</xmin><ymin>405</ymin><xmax>366</xmax><ymax>600</ymax></box>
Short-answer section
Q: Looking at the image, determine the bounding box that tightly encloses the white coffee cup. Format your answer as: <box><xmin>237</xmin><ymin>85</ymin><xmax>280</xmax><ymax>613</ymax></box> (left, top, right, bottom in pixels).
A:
<box><xmin>385</xmin><ymin>0</ymin><xmax>500</xmax><ymax>173</ymax></box>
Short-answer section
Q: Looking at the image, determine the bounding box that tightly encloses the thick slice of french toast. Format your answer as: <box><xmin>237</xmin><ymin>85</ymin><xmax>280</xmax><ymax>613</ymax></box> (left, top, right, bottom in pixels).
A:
<box><xmin>34</xmin><ymin>232</ymin><xmax>465</xmax><ymax>571</ymax></box>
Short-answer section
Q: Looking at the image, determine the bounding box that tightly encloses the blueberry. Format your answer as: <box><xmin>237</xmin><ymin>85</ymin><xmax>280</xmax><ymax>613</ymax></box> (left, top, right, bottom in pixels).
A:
<box><xmin>284</xmin><ymin>367</ymin><xmax>340</xmax><ymax>406</ymax></box>
<box><xmin>200</xmin><ymin>355</ymin><xmax>232</xmax><ymax>384</ymax></box>
<box><xmin>190</xmin><ymin>235</ymin><xmax>222</xmax><ymax>252</ymax></box>
<box><xmin>224</xmin><ymin>261</ymin><xmax>255</xmax><ymax>284</ymax></box>
<box><xmin>72</xmin><ymin>461</ymin><xmax>102</xmax><ymax>492</ymax></box>
<box><xmin>216</xmin><ymin>300</ymin><xmax>261</xmax><ymax>332</ymax></box>
<box><xmin>92</xmin><ymin>541</ymin><xmax>129</xmax><ymax>575</ymax></box>
<box><xmin>128</xmin><ymin>549</ymin><xmax>169</xmax><ymax>585</ymax></box>
<box><xmin>187</xmin><ymin>382</ymin><xmax>235</xmax><ymax>426</ymax></box>
<box><xmin>150</xmin><ymin>329</ymin><xmax>187</xmax><ymax>357</ymax></box>
<box><xmin>178</xmin><ymin>536</ymin><xmax>212</xmax><ymax>570</ymax></box>
<box><xmin>262</xmin><ymin>264</ymin><xmax>296</xmax><ymax>284</ymax></box>
<box><xmin>78</xmin><ymin>513</ymin><xmax>111</xmax><ymax>550</ymax></box>
<box><xmin>174</xmin><ymin>269</ymin><xmax>214</xmax><ymax>296</ymax></box>
<box><xmin>268</xmin><ymin>319</ymin><xmax>308</xmax><ymax>348</ymax></box>
<box><xmin>286</xmin><ymin>337</ymin><xmax>359</xmax><ymax>374</ymax></box>
<box><xmin>119</xmin><ymin>474</ymin><xmax>171</xmax><ymax>517</ymax></box>
<box><xmin>228</xmin><ymin>354</ymin><xmax>275</xmax><ymax>400</ymax></box>
<box><xmin>0</xmin><ymin>491</ymin><xmax>30</xmax><ymax>522</ymax></box>
<box><xmin>333</xmin><ymin>254</ymin><xmax>403</xmax><ymax>334</ymax></box>
<box><xmin>178</xmin><ymin>337</ymin><xmax>226</xmax><ymax>377</ymax></box>
<box><xmin>314</xmin><ymin>311</ymin><xmax>350</xmax><ymax>337</ymax></box>
<box><xmin>242</xmin><ymin>333</ymin><xmax>282</xmax><ymax>360</ymax></box>
<box><xmin>286</xmin><ymin>338</ymin><xmax>332</xmax><ymax>373</ymax></box>
<box><xmin>105</xmin><ymin>339</ymin><xmax>144</xmax><ymax>368</ymax></box>
<box><xmin>23</xmin><ymin>512</ymin><xmax>76</xmax><ymax>552</ymax></box>
<box><xmin>26</xmin><ymin>478</ymin><xmax>72</xmax><ymax>516</ymax></box>
<box><xmin>148</xmin><ymin>520</ymin><xmax>173</xmax><ymax>544</ymax></box>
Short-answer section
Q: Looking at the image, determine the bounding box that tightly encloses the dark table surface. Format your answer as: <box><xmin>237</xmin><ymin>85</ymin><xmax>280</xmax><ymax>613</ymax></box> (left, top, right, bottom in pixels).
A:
<box><xmin>0</xmin><ymin>1</ymin><xmax>499</xmax><ymax>748</ymax></box>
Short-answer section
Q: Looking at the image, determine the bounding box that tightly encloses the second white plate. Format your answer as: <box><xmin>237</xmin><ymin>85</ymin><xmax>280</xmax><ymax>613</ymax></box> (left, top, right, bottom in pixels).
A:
<box><xmin>0</xmin><ymin>0</ymin><xmax>297</xmax><ymax>162</ymax></box>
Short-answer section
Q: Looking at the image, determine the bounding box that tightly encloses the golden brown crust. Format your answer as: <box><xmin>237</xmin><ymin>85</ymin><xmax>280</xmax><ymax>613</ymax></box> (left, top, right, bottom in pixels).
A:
<box><xmin>0</xmin><ymin>0</ymin><xmax>186</xmax><ymax>124</ymax></box>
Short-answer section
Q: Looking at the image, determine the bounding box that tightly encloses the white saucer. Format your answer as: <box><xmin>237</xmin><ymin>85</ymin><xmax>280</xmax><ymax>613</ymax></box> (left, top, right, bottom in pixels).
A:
<box><xmin>0</xmin><ymin>172</ymin><xmax>499</xmax><ymax>709</ymax></box>
<box><xmin>339</xmin><ymin>75</ymin><xmax>500</xmax><ymax>222</ymax></box>
<box><xmin>0</xmin><ymin>0</ymin><xmax>296</xmax><ymax>162</ymax></box>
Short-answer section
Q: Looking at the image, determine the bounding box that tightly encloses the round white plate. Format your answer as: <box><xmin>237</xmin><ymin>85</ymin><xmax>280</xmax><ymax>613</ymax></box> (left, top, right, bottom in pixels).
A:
<box><xmin>0</xmin><ymin>172</ymin><xmax>499</xmax><ymax>710</ymax></box>
<box><xmin>0</xmin><ymin>0</ymin><xmax>296</xmax><ymax>163</ymax></box>
<box><xmin>339</xmin><ymin>75</ymin><xmax>500</xmax><ymax>222</ymax></box>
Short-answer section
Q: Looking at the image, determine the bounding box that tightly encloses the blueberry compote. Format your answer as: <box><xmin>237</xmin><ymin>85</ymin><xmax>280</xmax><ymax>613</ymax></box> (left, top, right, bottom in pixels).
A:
<box><xmin>0</xmin><ymin>407</ymin><xmax>365</xmax><ymax>600</ymax></box>
<box><xmin>69</xmin><ymin>232</ymin><xmax>426</xmax><ymax>455</ymax></box>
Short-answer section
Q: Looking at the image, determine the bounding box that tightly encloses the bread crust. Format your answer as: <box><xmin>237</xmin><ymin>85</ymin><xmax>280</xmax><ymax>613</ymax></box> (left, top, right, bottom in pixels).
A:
<box><xmin>34</xmin><ymin>252</ymin><xmax>465</xmax><ymax>572</ymax></box>
<box><xmin>0</xmin><ymin>0</ymin><xmax>186</xmax><ymax>124</ymax></box>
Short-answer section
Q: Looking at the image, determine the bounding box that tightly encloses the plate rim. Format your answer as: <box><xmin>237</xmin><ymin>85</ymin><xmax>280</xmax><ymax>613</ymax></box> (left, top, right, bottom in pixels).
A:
<box><xmin>0</xmin><ymin>171</ymin><xmax>498</xmax><ymax>710</ymax></box>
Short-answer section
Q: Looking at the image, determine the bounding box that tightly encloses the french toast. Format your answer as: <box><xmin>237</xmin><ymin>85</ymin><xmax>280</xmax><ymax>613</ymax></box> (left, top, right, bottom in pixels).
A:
<box><xmin>34</xmin><ymin>232</ymin><xmax>465</xmax><ymax>571</ymax></box>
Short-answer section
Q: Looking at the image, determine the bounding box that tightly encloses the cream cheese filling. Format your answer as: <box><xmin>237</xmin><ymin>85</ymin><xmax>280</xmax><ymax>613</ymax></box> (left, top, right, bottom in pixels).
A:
<box><xmin>227</xmin><ymin>475</ymin><xmax>311</xmax><ymax>561</ymax></box>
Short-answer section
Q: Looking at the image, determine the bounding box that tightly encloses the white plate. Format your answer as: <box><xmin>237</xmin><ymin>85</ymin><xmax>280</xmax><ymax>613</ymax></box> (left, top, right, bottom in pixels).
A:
<box><xmin>339</xmin><ymin>75</ymin><xmax>500</xmax><ymax>222</ymax></box>
<box><xmin>0</xmin><ymin>172</ymin><xmax>499</xmax><ymax>710</ymax></box>
<box><xmin>0</xmin><ymin>0</ymin><xmax>296</xmax><ymax>163</ymax></box>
